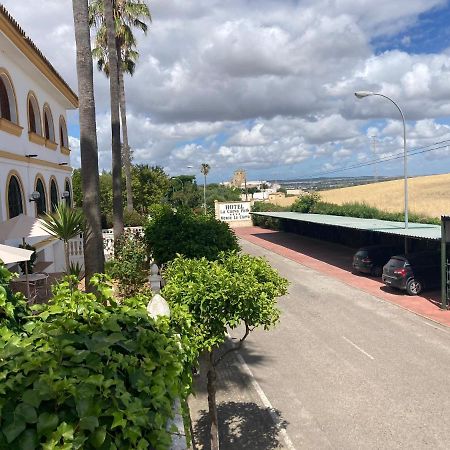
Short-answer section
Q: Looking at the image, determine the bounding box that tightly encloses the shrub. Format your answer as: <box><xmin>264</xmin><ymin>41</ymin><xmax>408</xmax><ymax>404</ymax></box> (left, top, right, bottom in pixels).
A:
<box><xmin>107</xmin><ymin>229</ymin><xmax>149</xmax><ymax>296</ymax></box>
<box><xmin>251</xmin><ymin>201</ymin><xmax>289</xmax><ymax>229</ymax></box>
<box><xmin>0</xmin><ymin>264</ymin><xmax>30</xmax><ymax>332</ymax></box>
<box><xmin>123</xmin><ymin>209</ymin><xmax>147</xmax><ymax>227</ymax></box>
<box><xmin>0</xmin><ymin>275</ymin><xmax>190</xmax><ymax>449</ymax></box>
<box><xmin>144</xmin><ymin>206</ymin><xmax>239</xmax><ymax>265</ymax></box>
<box><xmin>311</xmin><ymin>201</ymin><xmax>440</xmax><ymax>224</ymax></box>
<box><xmin>18</xmin><ymin>243</ymin><xmax>36</xmax><ymax>274</ymax></box>
<box><xmin>291</xmin><ymin>191</ymin><xmax>321</xmax><ymax>213</ymax></box>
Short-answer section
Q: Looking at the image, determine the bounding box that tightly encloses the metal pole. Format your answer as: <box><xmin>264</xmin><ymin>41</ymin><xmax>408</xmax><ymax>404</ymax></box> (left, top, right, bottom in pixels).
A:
<box><xmin>203</xmin><ymin>173</ymin><xmax>207</xmax><ymax>215</ymax></box>
<box><xmin>372</xmin><ymin>94</ymin><xmax>408</xmax><ymax>253</ymax></box>
<box><xmin>441</xmin><ymin>217</ymin><xmax>448</xmax><ymax>310</ymax></box>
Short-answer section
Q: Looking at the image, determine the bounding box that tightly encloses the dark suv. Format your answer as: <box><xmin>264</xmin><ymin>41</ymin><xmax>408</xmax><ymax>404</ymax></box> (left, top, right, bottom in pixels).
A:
<box><xmin>352</xmin><ymin>245</ymin><xmax>402</xmax><ymax>277</ymax></box>
<box><xmin>382</xmin><ymin>251</ymin><xmax>441</xmax><ymax>295</ymax></box>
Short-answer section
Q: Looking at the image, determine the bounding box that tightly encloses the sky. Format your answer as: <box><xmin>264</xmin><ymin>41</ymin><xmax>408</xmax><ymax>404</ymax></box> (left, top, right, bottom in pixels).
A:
<box><xmin>3</xmin><ymin>0</ymin><xmax>450</xmax><ymax>183</ymax></box>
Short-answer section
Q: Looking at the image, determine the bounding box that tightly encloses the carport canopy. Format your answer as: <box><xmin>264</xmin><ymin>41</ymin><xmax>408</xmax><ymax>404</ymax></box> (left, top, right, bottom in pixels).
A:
<box><xmin>250</xmin><ymin>212</ymin><xmax>441</xmax><ymax>240</ymax></box>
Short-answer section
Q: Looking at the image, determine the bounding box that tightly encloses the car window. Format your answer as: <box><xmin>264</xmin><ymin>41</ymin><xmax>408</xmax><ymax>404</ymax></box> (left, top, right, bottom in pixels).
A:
<box><xmin>356</xmin><ymin>250</ymin><xmax>368</xmax><ymax>257</ymax></box>
<box><xmin>388</xmin><ymin>258</ymin><xmax>405</xmax><ymax>268</ymax></box>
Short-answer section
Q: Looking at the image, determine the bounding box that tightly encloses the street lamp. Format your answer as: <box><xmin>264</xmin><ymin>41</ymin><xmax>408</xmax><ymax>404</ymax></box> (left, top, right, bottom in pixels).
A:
<box><xmin>354</xmin><ymin>91</ymin><xmax>408</xmax><ymax>233</ymax></box>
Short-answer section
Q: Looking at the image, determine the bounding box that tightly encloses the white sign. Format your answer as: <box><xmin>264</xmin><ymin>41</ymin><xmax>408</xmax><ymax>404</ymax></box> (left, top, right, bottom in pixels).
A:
<box><xmin>218</xmin><ymin>202</ymin><xmax>251</xmax><ymax>222</ymax></box>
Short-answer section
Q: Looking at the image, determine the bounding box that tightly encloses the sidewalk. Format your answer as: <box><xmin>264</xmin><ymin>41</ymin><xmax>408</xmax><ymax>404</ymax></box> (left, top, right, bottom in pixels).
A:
<box><xmin>235</xmin><ymin>226</ymin><xmax>450</xmax><ymax>328</ymax></box>
<box><xmin>189</xmin><ymin>348</ymin><xmax>287</xmax><ymax>449</ymax></box>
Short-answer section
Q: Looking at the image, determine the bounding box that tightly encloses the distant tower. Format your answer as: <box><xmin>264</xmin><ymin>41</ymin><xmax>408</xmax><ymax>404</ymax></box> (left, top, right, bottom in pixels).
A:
<box><xmin>371</xmin><ymin>136</ymin><xmax>378</xmax><ymax>182</ymax></box>
<box><xmin>232</xmin><ymin>169</ymin><xmax>246</xmax><ymax>188</ymax></box>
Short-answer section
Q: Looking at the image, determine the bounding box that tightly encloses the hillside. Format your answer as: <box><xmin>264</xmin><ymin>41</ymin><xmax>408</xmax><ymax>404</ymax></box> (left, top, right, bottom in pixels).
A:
<box><xmin>320</xmin><ymin>173</ymin><xmax>450</xmax><ymax>219</ymax></box>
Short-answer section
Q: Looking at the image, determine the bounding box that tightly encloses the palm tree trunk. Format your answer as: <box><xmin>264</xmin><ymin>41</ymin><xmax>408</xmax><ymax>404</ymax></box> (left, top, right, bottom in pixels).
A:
<box><xmin>118</xmin><ymin>64</ymin><xmax>134</xmax><ymax>212</ymax></box>
<box><xmin>71</xmin><ymin>0</ymin><xmax>105</xmax><ymax>286</ymax></box>
<box><xmin>103</xmin><ymin>0</ymin><xmax>124</xmax><ymax>241</ymax></box>
<box><xmin>64</xmin><ymin>241</ymin><xmax>70</xmax><ymax>274</ymax></box>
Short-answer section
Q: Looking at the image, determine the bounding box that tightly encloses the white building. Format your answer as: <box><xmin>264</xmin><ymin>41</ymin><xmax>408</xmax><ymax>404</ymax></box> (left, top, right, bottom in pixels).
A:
<box><xmin>0</xmin><ymin>5</ymin><xmax>78</xmax><ymax>272</ymax></box>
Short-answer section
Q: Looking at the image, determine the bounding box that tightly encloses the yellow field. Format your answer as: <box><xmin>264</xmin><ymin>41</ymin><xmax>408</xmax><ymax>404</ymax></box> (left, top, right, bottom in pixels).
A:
<box><xmin>320</xmin><ymin>173</ymin><xmax>450</xmax><ymax>218</ymax></box>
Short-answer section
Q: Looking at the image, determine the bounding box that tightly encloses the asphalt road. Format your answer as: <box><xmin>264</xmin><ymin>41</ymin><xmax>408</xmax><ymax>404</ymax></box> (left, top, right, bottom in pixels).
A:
<box><xmin>235</xmin><ymin>239</ymin><xmax>450</xmax><ymax>449</ymax></box>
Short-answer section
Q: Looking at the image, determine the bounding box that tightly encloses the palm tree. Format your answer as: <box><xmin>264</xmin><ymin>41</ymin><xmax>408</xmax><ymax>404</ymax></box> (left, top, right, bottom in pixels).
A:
<box><xmin>39</xmin><ymin>204</ymin><xmax>85</xmax><ymax>274</ymax></box>
<box><xmin>71</xmin><ymin>0</ymin><xmax>105</xmax><ymax>284</ymax></box>
<box><xmin>200</xmin><ymin>163</ymin><xmax>210</xmax><ymax>215</ymax></box>
<box><xmin>90</xmin><ymin>0</ymin><xmax>151</xmax><ymax>212</ymax></box>
<box><xmin>103</xmin><ymin>0</ymin><xmax>124</xmax><ymax>241</ymax></box>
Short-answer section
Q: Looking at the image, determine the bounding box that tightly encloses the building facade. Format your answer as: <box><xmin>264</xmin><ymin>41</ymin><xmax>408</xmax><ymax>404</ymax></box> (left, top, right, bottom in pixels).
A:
<box><xmin>0</xmin><ymin>5</ymin><xmax>78</xmax><ymax>271</ymax></box>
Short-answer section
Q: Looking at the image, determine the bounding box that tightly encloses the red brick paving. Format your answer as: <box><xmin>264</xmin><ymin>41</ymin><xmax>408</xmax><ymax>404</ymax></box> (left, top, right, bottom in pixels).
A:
<box><xmin>235</xmin><ymin>226</ymin><xmax>450</xmax><ymax>328</ymax></box>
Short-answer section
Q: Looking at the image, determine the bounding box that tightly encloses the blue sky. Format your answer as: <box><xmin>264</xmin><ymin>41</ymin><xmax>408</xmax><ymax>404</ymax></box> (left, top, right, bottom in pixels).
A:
<box><xmin>4</xmin><ymin>0</ymin><xmax>450</xmax><ymax>183</ymax></box>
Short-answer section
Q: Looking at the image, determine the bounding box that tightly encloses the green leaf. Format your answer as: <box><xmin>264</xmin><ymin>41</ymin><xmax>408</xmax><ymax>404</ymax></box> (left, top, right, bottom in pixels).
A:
<box><xmin>15</xmin><ymin>403</ymin><xmax>37</xmax><ymax>423</ymax></box>
<box><xmin>89</xmin><ymin>426</ymin><xmax>106</xmax><ymax>448</ymax></box>
<box><xmin>16</xmin><ymin>429</ymin><xmax>37</xmax><ymax>450</ymax></box>
<box><xmin>79</xmin><ymin>416</ymin><xmax>99</xmax><ymax>432</ymax></box>
<box><xmin>111</xmin><ymin>411</ymin><xmax>127</xmax><ymax>429</ymax></box>
<box><xmin>37</xmin><ymin>412</ymin><xmax>59</xmax><ymax>435</ymax></box>
<box><xmin>3</xmin><ymin>419</ymin><xmax>26</xmax><ymax>443</ymax></box>
<box><xmin>85</xmin><ymin>374</ymin><xmax>104</xmax><ymax>386</ymax></box>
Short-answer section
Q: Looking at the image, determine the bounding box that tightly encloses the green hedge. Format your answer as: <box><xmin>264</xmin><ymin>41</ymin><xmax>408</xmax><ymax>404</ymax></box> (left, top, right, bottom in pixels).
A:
<box><xmin>145</xmin><ymin>205</ymin><xmax>239</xmax><ymax>265</ymax></box>
<box><xmin>311</xmin><ymin>201</ymin><xmax>440</xmax><ymax>225</ymax></box>
<box><xmin>251</xmin><ymin>202</ymin><xmax>289</xmax><ymax>229</ymax></box>
<box><xmin>0</xmin><ymin>272</ymin><xmax>193</xmax><ymax>449</ymax></box>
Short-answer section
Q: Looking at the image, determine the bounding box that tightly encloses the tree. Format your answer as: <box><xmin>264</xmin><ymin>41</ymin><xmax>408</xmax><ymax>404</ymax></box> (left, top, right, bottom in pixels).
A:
<box><xmin>200</xmin><ymin>163</ymin><xmax>210</xmax><ymax>215</ymax></box>
<box><xmin>163</xmin><ymin>252</ymin><xmax>288</xmax><ymax>450</ymax></box>
<box><xmin>71</xmin><ymin>0</ymin><xmax>105</xmax><ymax>284</ymax></box>
<box><xmin>205</xmin><ymin>183</ymin><xmax>241</xmax><ymax>212</ymax></box>
<box><xmin>102</xmin><ymin>0</ymin><xmax>124</xmax><ymax>241</ymax></box>
<box><xmin>40</xmin><ymin>204</ymin><xmax>85</xmax><ymax>274</ymax></box>
<box><xmin>90</xmin><ymin>0</ymin><xmax>151</xmax><ymax>212</ymax></box>
<box><xmin>168</xmin><ymin>175</ymin><xmax>201</xmax><ymax>209</ymax></box>
<box><xmin>144</xmin><ymin>207</ymin><xmax>239</xmax><ymax>265</ymax></box>
<box><xmin>131</xmin><ymin>165</ymin><xmax>170</xmax><ymax>214</ymax></box>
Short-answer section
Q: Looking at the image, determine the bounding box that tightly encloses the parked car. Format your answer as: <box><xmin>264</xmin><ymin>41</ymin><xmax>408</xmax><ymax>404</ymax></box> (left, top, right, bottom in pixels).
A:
<box><xmin>382</xmin><ymin>250</ymin><xmax>441</xmax><ymax>295</ymax></box>
<box><xmin>352</xmin><ymin>245</ymin><xmax>402</xmax><ymax>277</ymax></box>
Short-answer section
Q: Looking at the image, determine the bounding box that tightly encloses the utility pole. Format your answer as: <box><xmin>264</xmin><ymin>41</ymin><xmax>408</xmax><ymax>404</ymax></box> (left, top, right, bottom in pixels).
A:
<box><xmin>371</xmin><ymin>135</ymin><xmax>378</xmax><ymax>182</ymax></box>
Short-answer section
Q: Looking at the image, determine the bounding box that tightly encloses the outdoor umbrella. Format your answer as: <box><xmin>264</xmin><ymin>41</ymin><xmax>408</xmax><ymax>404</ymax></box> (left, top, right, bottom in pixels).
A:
<box><xmin>0</xmin><ymin>214</ymin><xmax>52</xmax><ymax>299</ymax></box>
<box><xmin>0</xmin><ymin>244</ymin><xmax>34</xmax><ymax>264</ymax></box>
<box><xmin>0</xmin><ymin>214</ymin><xmax>51</xmax><ymax>243</ymax></box>
<box><xmin>0</xmin><ymin>243</ymin><xmax>35</xmax><ymax>298</ymax></box>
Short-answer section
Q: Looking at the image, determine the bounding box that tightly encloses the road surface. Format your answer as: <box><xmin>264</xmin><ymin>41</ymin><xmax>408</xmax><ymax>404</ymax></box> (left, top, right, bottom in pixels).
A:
<box><xmin>233</xmin><ymin>238</ymin><xmax>450</xmax><ymax>449</ymax></box>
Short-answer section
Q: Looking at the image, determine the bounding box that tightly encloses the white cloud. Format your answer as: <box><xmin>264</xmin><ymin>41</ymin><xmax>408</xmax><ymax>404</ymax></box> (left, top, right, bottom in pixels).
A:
<box><xmin>3</xmin><ymin>0</ymin><xmax>450</xmax><ymax>181</ymax></box>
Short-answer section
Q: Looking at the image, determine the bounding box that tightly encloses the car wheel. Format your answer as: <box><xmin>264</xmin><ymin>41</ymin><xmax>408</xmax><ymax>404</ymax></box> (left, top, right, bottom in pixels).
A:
<box><xmin>371</xmin><ymin>266</ymin><xmax>382</xmax><ymax>277</ymax></box>
<box><xmin>406</xmin><ymin>279</ymin><xmax>423</xmax><ymax>296</ymax></box>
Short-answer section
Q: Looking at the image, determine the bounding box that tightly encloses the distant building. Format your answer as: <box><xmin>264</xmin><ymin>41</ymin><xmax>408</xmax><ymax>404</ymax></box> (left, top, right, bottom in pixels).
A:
<box><xmin>231</xmin><ymin>169</ymin><xmax>246</xmax><ymax>188</ymax></box>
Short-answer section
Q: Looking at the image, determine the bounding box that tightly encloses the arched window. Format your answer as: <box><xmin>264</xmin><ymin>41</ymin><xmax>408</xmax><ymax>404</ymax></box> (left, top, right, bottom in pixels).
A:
<box><xmin>7</xmin><ymin>174</ymin><xmax>24</xmax><ymax>218</ymax></box>
<box><xmin>59</xmin><ymin>116</ymin><xmax>69</xmax><ymax>149</ymax></box>
<box><xmin>50</xmin><ymin>178</ymin><xmax>59</xmax><ymax>213</ymax></box>
<box><xmin>35</xmin><ymin>177</ymin><xmax>47</xmax><ymax>216</ymax></box>
<box><xmin>64</xmin><ymin>179</ymin><xmax>72</xmax><ymax>207</ymax></box>
<box><xmin>43</xmin><ymin>104</ymin><xmax>55</xmax><ymax>142</ymax></box>
<box><xmin>0</xmin><ymin>70</ymin><xmax>18</xmax><ymax>123</ymax></box>
<box><xmin>27</xmin><ymin>92</ymin><xmax>42</xmax><ymax>135</ymax></box>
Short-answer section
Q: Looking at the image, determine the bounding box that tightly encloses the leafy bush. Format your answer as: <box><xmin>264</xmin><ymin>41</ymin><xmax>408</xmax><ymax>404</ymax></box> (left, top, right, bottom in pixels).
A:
<box><xmin>107</xmin><ymin>229</ymin><xmax>149</xmax><ymax>296</ymax></box>
<box><xmin>311</xmin><ymin>201</ymin><xmax>440</xmax><ymax>224</ymax></box>
<box><xmin>0</xmin><ymin>275</ymin><xmax>190</xmax><ymax>449</ymax></box>
<box><xmin>18</xmin><ymin>243</ymin><xmax>36</xmax><ymax>274</ymax></box>
<box><xmin>291</xmin><ymin>192</ymin><xmax>321</xmax><ymax>213</ymax></box>
<box><xmin>123</xmin><ymin>209</ymin><xmax>147</xmax><ymax>227</ymax></box>
<box><xmin>0</xmin><ymin>264</ymin><xmax>30</xmax><ymax>332</ymax></box>
<box><xmin>145</xmin><ymin>206</ymin><xmax>239</xmax><ymax>265</ymax></box>
<box><xmin>251</xmin><ymin>201</ymin><xmax>289</xmax><ymax>229</ymax></box>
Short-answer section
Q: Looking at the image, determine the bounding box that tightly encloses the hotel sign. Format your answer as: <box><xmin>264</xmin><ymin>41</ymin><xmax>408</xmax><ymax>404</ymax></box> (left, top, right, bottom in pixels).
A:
<box><xmin>217</xmin><ymin>202</ymin><xmax>251</xmax><ymax>222</ymax></box>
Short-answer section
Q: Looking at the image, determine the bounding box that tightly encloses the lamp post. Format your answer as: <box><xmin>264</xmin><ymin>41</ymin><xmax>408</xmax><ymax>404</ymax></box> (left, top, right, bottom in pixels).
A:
<box><xmin>354</xmin><ymin>91</ymin><xmax>408</xmax><ymax>233</ymax></box>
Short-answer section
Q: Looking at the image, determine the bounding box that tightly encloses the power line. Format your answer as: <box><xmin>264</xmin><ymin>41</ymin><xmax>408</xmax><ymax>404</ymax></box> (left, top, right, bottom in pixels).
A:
<box><xmin>302</xmin><ymin>139</ymin><xmax>450</xmax><ymax>179</ymax></box>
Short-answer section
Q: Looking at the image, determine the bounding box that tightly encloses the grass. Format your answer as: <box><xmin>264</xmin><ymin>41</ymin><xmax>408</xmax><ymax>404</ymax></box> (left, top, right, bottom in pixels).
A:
<box><xmin>320</xmin><ymin>173</ymin><xmax>450</xmax><ymax>219</ymax></box>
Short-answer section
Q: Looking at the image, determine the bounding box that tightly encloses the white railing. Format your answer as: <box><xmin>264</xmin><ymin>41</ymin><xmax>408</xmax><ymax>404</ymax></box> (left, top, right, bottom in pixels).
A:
<box><xmin>68</xmin><ymin>227</ymin><xmax>145</xmax><ymax>265</ymax></box>
<box><xmin>103</xmin><ymin>227</ymin><xmax>144</xmax><ymax>261</ymax></box>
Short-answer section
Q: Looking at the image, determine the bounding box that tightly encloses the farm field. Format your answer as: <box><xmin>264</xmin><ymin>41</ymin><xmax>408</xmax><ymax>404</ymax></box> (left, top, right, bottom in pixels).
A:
<box><xmin>320</xmin><ymin>172</ymin><xmax>450</xmax><ymax>219</ymax></box>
